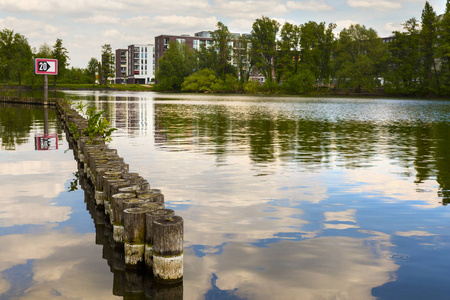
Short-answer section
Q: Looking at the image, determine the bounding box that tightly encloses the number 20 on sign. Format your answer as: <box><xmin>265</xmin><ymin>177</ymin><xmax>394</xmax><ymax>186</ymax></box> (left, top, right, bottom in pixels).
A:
<box><xmin>34</xmin><ymin>58</ymin><xmax>58</xmax><ymax>75</ymax></box>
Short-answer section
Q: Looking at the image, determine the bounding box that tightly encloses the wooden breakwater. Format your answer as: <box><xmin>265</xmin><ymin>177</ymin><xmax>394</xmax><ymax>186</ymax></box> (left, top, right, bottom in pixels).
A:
<box><xmin>0</xmin><ymin>96</ymin><xmax>184</xmax><ymax>284</ymax></box>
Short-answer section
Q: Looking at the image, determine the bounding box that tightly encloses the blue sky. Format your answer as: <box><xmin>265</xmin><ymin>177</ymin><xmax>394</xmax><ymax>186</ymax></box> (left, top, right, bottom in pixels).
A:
<box><xmin>0</xmin><ymin>0</ymin><xmax>446</xmax><ymax>68</ymax></box>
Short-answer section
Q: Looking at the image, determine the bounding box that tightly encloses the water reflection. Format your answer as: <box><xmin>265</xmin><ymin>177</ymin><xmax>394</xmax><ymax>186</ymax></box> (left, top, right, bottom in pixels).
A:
<box><xmin>146</xmin><ymin>98</ymin><xmax>450</xmax><ymax>204</ymax></box>
<box><xmin>0</xmin><ymin>103</ymin><xmax>61</xmax><ymax>150</ymax></box>
<box><xmin>14</xmin><ymin>91</ymin><xmax>449</xmax><ymax>299</ymax></box>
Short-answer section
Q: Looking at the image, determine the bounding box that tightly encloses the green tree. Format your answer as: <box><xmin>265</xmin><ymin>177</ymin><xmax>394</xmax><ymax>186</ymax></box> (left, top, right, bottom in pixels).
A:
<box><xmin>156</xmin><ymin>41</ymin><xmax>195</xmax><ymax>90</ymax></box>
<box><xmin>276</xmin><ymin>22</ymin><xmax>301</xmax><ymax>82</ymax></box>
<box><xmin>333</xmin><ymin>24</ymin><xmax>386</xmax><ymax>91</ymax></box>
<box><xmin>51</xmin><ymin>38</ymin><xmax>69</xmax><ymax>86</ymax></box>
<box><xmin>37</xmin><ymin>43</ymin><xmax>52</xmax><ymax>57</ymax></box>
<box><xmin>385</xmin><ymin>18</ymin><xmax>422</xmax><ymax>95</ymax></box>
<box><xmin>420</xmin><ymin>1</ymin><xmax>439</xmax><ymax>95</ymax></box>
<box><xmin>61</xmin><ymin>67</ymin><xmax>91</xmax><ymax>84</ymax></box>
<box><xmin>438</xmin><ymin>0</ymin><xmax>450</xmax><ymax>95</ymax></box>
<box><xmin>316</xmin><ymin>23</ymin><xmax>336</xmax><ymax>83</ymax></box>
<box><xmin>2</xmin><ymin>31</ymin><xmax>32</xmax><ymax>87</ymax></box>
<box><xmin>0</xmin><ymin>29</ymin><xmax>18</xmax><ymax>84</ymax></box>
<box><xmin>196</xmin><ymin>43</ymin><xmax>216</xmax><ymax>71</ymax></box>
<box><xmin>280</xmin><ymin>70</ymin><xmax>315</xmax><ymax>94</ymax></box>
<box><xmin>181</xmin><ymin>68</ymin><xmax>217</xmax><ymax>92</ymax></box>
<box><xmin>210</xmin><ymin>22</ymin><xmax>236</xmax><ymax>79</ymax></box>
<box><xmin>232</xmin><ymin>34</ymin><xmax>252</xmax><ymax>86</ymax></box>
<box><xmin>87</xmin><ymin>57</ymin><xmax>99</xmax><ymax>86</ymax></box>
<box><xmin>101</xmin><ymin>44</ymin><xmax>114</xmax><ymax>85</ymax></box>
<box><xmin>250</xmin><ymin>16</ymin><xmax>280</xmax><ymax>84</ymax></box>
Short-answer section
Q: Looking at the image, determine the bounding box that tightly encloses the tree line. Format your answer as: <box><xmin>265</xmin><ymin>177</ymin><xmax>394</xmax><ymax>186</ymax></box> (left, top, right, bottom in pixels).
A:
<box><xmin>156</xmin><ymin>1</ymin><xmax>450</xmax><ymax>97</ymax></box>
<box><xmin>0</xmin><ymin>30</ymin><xmax>116</xmax><ymax>88</ymax></box>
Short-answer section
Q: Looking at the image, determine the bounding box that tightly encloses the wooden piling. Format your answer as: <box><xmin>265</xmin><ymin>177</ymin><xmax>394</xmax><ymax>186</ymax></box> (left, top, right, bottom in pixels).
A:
<box><xmin>152</xmin><ymin>215</ymin><xmax>184</xmax><ymax>283</ymax></box>
<box><xmin>111</xmin><ymin>193</ymin><xmax>136</xmax><ymax>245</ymax></box>
<box><xmin>145</xmin><ymin>209</ymin><xmax>174</xmax><ymax>271</ymax></box>
<box><xmin>138</xmin><ymin>189</ymin><xmax>164</xmax><ymax>204</ymax></box>
<box><xmin>124</xmin><ymin>207</ymin><xmax>149</xmax><ymax>269</ymax></box>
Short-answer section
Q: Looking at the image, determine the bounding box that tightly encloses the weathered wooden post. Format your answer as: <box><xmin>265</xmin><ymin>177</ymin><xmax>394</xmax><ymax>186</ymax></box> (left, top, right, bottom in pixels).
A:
<box><xmin>111</xmin><ymin>193</ymin><xmax>136</xmax><ymax>245</ymax></box>
<box><xmin>145</xmin><ymin>209</ymin><xmax>174</xmax><ymax>271</ymax></box>
<box><xmin>124</xmin><ymin>207</ymin><xmax>149</xmax><ymax>269</ymax></box>
<box><xmin>138</xmin><ymin>189</ymin><xmax>164</xmax><ymax>204</ymax></box>
<box><xmin>152</xmin><ymin>215</ymin><xmax>183</xmax><ymax>283</ymax></box>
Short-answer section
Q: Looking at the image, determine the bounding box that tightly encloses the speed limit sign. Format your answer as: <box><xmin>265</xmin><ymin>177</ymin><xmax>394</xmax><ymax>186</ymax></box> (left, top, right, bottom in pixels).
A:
<box><xmin>34</xmin><ymin>58</ymin><xmax>58</xmax><ymax>75</ymax></box>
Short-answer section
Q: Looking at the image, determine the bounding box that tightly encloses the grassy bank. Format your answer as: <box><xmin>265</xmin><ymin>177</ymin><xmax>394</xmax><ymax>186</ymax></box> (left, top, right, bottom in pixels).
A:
<box><xmin>0</xmin><ymin>83</ymin><xmax>155</xmax><ymax>92</ymax></box>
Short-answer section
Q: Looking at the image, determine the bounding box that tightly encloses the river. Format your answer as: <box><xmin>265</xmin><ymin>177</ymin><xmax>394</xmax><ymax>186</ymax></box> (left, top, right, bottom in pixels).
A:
<box><xmin>0</xmin><ymin>91</ymin><xmax>449</xmax><ymax>300</ymax></box>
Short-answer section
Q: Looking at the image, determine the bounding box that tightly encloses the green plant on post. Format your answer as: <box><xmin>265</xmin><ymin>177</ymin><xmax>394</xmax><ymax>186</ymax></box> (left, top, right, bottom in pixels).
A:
<box><xmin>84</xmin><ymin>106</ymin><xmax>117</xmax><ymax>143</ymax></box>
<box><xmin>74</xmin><ymin>102</ymin><xmax>117</xmax><ymax>143</ymax></box>
<box><xmin>68</xmin><ymin>122</ymin><xmax>80</xmax><ymax>141</ymax></box>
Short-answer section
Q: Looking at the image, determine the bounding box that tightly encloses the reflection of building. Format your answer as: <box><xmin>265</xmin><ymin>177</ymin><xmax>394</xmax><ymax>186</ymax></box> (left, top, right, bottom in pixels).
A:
<box><xmin>114</xmin><ymin>44</ymin><xmax>155</xmax><ymax>84</ymax></box>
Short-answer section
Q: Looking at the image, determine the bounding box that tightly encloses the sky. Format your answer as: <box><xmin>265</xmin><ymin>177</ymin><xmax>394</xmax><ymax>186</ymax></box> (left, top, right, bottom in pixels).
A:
<box><xmin>0</xmin><ymin>0</ymin><xmax>447</xmax><ymax>68</ymax></box>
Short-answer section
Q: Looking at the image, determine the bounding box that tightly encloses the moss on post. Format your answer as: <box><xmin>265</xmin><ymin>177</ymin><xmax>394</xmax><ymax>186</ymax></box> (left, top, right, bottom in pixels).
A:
<box><xmin>152</xmin><ymin>215</ymin><xmax>184</xmax><ymax>283</ymax></box>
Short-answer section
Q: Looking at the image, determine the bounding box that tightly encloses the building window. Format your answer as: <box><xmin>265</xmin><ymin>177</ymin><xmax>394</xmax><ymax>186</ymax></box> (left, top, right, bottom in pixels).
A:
<box><xmin>164</xmin><ymin>38</ymin><xmax>170</xmax><ymax>45</ymax></box>
<box><xmin>193</xmin><ymin>39</ymin><xmax>199</xmax><ymax>50</ymax></box>
<box><xmin>177</xmin><ymin>38</ymin><xmax>185</xmax><ymax>45</ymax></box>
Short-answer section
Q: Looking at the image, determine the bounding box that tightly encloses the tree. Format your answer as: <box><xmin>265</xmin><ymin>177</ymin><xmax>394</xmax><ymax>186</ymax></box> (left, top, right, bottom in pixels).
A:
<box><xmin>181</xmin><ymin>68</ymin><xmax>217</xmax><ymax>92</ymax></box>
<box><xmin>232</xmin><ymin>34</ymin><xmax>252</xmax><ymax>86</ymax></box>
<box><xmin>52</xmin><ymin>38</ymin><xmax>69</xmax><ymax>86</ymax></box>
<box><xmin>438</xmin><ymin>0</ymin><xmax>450</xmax><ymax>95</ymax></box>
<box><xmin>101</xmin><ymin>44</ymin><xmax>114</xmax><ymax>85</ymax></box>
<box><xmin>385</xmin><ymin>18</ymin><xmax>422</xmax><ymax>95</ymax></box>
<box><xmin>156</xmin><ymin>41</ymin><xmax>195</xmax><ymax>90</ymax></box>
<box><xmin>0</xmin><ymin>29</ymin><xmax>32</xmax><ymax>86</ymax></box>
<box><xmin>333</xmin><ymin>24</ymin><xmax>386</xmax><ymax>91</ymax></box>
<box><xmin>0</xmin><ymin>29</ymin><xmax>16</xmax><ymax>84</ymax></box>
<box><xmin>276</xmin><ymin>22</ymin><xmax>301</xmax><ymax>82</ymax></box>
<box><xmin>196</xmin><ymin>43</ymin><xmax>217</xmax><ymax>71</ymax></box>
<box><xmin>250</xmin><ymin>16</ymin><xmax>280</xmax><ymax>83</ymax></box>
<box><xmin>37</xmin><ymin>43</ymin><xmax>52</xmax><ymax>58</ymax></box>
<box><xmin>312</xmin><ymin>22</ymin><xmax>335</xmax><ymax>85</ymax></box>
<box><xmin>420</xmin><ymin>1</ymin><xmax>439</xmax><ymax>95</ymax></box>
<box><xmin>87</xmin><ymin>57</ymin><xmax>99</xmax><ymax>86</ymax></box>
<box><xmin>210</xmin><ymin>22</ymin><xmax>236</xmax><ymax>79</ymax></box>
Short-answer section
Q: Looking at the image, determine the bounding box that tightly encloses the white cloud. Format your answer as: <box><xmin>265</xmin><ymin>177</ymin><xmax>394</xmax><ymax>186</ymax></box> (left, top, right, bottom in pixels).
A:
<box><xmin>335</xmin><ymin>19</ymin><xmax>359</xmax><ymax>32</ymax></box>
<box><xmin>347</xmin><ymin>0</ymin><xmax>402</xmax><ymax>11</ymax></box>
<box><xmin>287</xmin><ymin>0</ymin><xmax>333</xmax><ymax>12</ymax></box>
<box><xmin>101</xmin><ymin>29</ymin><xmax>121</xmax><ymax>38</ymax></box>
<box><xmin>76</xmin><ymin>15</ymin><xmax>121</xmax><ymax>25</ymax></box>
<box><xmin>153</xmin><ymin>15</ymin><xmax>218</xmax><ymax>29</ymax></box>
<box><xmin>215</xmin><ymin>0</ymin><xmax>288</xmax><ymax>19</ymax></box>
<box><xmin>384</xmin><ymin>22</ymin><xmax>403</xmax><ymax>33</ymax></box>
<box><xmin>395</xmin><ymin>231</ymin><xmax>436</xmax><ymax>237</ymax></box>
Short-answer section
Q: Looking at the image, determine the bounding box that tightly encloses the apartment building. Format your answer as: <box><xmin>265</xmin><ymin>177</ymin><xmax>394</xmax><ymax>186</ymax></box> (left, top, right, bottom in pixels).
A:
<box><xmin>154</xmin><ymin>33</ymin><xmax>214</xmax><ymax>71</ymax></box>
<box><xmin>115</xmin><ymin>49</ymin><xmax>128</xmax><ymax>84</ymax></box>
<box><xmin>114</xmin><ymin>44</ymin><xmax>155</xmax><ymax>84</ymax></box>
<box><xmin>154</xmin><ymin>31</ymin><xmax>260</xmax><ymax>83</ymax></box>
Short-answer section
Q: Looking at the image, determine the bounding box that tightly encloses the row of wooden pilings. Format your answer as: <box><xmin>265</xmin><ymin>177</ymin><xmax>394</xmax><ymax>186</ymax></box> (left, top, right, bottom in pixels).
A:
<box><xmin>0</xmin><ymin>96</ymin><xmax>184</xmax><ymax>284</ymax></box>
<box><xmin>54</xmin><ymin>99</ymin><xmax>184</xmax><ymax>283</ymax></box>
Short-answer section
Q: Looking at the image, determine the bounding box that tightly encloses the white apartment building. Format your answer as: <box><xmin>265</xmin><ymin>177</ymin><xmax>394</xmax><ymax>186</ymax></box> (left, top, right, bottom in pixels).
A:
<box><xmin>115</xmin><ymin>44</ymin><xmax>155</xmax><ymax>84</ymax></box>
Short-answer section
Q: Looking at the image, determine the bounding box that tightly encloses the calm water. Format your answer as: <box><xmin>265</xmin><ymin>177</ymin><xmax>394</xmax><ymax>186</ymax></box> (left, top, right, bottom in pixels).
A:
<box><xmin>1</xmin><ymin>91</ymin><xmax>450</xmax><ymax>300</ymax></box>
